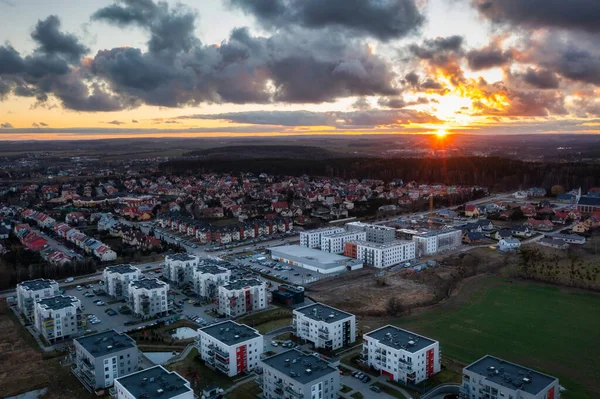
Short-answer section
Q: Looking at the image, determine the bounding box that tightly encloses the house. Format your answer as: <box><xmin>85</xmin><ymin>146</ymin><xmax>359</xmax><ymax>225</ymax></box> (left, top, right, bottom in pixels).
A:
<box><xmin>513</xmin><ymin>191</ymin><xmax>528</xmax><ymax>199</ymax></box>
<box><xmin>511</xmin><ymin>225</ymin><xmax>531</xmax><ymax>238</ymax></box>
<box><xmin>463</xmin><ymin>231</ymin><xmax>484</xmax><ymax>244</ymax></box>
<box><xmin>520</xmin><ymin>204</ymin><xmax>537</xmax><ymax>217</ymax></box>
<box><xmin>525</xmin><ymin>218</ymin><xmax>554</xmax><ymax>232</ymax></box>
<box><xmin>538</xmin><ymin>237</ymin><xmax>569</xmax><ymax>250</ymax></box>
<box><xmin>572</xmin><ymin>222</ymin><xmax>589</xmax><ymax>234</ymax></box>
<box><xmin>527</xmin><ymin>187</ymin><xmax>547</xmax><ymax>197</ymax></box>
<box><xmin>549</xmin><ymin>233</ymin><xmax>585</xmax><ymax>245</ymax></box>
<box><xmin>0</xmin><ymin>225</ymin><xmax>9</xmax><ymax>239</ymax></box>
<box><xmin>499</xmin><ymin>238</ymin><xmax>521</xmax><ymax>251</ymax></box>
<box><xmin>464</xmin><ymin>204</ymin><xmax>479</xmax><ymax>218</ymax></box>
<box><xmin>493</xmin><ymin>229</ymin><xmax>513</xmax><ymax>240</ymax></box>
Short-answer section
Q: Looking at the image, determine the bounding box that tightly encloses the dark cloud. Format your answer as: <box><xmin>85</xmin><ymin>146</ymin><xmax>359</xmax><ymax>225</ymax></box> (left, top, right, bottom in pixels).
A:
<box><xmin>32</xmin><ymin>122</ymin><xmax>40</xmax><ymax>128</ymax></box>
<box><xmin>377</xmin><ymin>97</ymin><xmax>405</xmax><ymax>108</ymax></box>
<box><xmin>466</xmin><ymin>44</ymin><xmax>512</xmax><ymax>70</ymax></box>
<box><xmin>352</xmin><ymin>98</ymin><xmax>372</xmax><ymax>110</ymax></box>
<box><xmin>519</xmin><ymin>68</ymin><xmax>560</xmax><ymax>89</ymax></box>
<box><xmin>407</xmin><ymin>36</ymin><xmax>465</xmax><ymax>87</ymax></box>
<box><xmin>178</xmin><ymin>109</ymin><xmax>442</xmax><ymax>128</ymax></box>
<box><xmin>228</xmin><ymin>0</ymin><xmax>424</xmax><ymax>41</ymax></box>
<box><xmin>31</xmin><ymin>16</ymin><xmax>89</xmax><ymax>62</ymax></box>
<box><xmin>106</xmin><ymin>120</ymin><xmax>125</xmax><ymax>125</ymax></box>
<box><xmin>0</xmin><ymin>45</ymin><xmax>25</xmax><ymax>74</ymax></box>
<box><xmin>39</xmin><ymin>122</ymin><xmax>48</xmax><ymax>126</ymax></box>
<box><xmin>132</xmin><ymin>119</ymin><xmax>138</xmax><ymax>123</ymax></box>
<box><xmin>409</xmin><ymin>36</ymin><xmax>464</xmax><ymax>59</ymax></box>
<box><xmin>1</xmin><ymin>122</ymin><xmax>13</xmax><ymax>128</ymax></box>
<box><xmin>473</xmin><ymin>0</ymin><xmax>600</xmax><ymax>33</ymax></box>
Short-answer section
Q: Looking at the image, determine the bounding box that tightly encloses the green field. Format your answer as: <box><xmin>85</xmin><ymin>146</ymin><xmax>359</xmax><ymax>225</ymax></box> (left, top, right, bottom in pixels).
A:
<box><xmin>393</xmin><ymin>276</ymin><xmax>600</xmax><ymax>399</ymax></box>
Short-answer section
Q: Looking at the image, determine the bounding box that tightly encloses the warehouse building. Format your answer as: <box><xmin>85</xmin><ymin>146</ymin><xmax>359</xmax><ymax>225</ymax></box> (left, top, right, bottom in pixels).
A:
<box><xmin>269</xmin><ymin>244</ymin><xmax>363</xmax><ymax>274</ymax></box>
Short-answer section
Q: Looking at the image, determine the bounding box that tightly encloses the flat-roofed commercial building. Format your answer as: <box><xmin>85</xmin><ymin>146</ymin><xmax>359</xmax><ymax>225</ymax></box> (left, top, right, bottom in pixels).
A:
<box><xmin>34</xmin><ymin>295</ymin><xmax>84</xmax><ymax>342</ymax></box>
<box><xmin>293</xmin><ymin>303</ymin><xmax>355</xmax><ymax>350</ymax></box>
<box><xmin>320</xmin><ymin>231</ymin><xmax>367</xmax><ymax>254</ymax></box>
<box><xmin>461</xmin><ymin>355</ymin><xmax>560</xmax><ymax>399</ymax></box>
<box><xmin>164</xmin><ymin>253</ymin><xmax>199</xmax><ymax>286</ymax></box>
<box><xmin>128</xmin><ymin>278</ymin><xmax>169</xmax><ymax>319</ymax></box>
<box><xmin>112</xmin><ymin>365</ymin><xmax>193</xmax><ymax>399</ymax></box>
<box><xmin>218</xmin><ymin>279</ymin><xmax>267</xmax><ymax>317</ymax></box>
<box><xmin>103</xmin><ymin>264</ymin><xmax>140</xmax><ymax>300</ymax></box>
<box><xmin>344</xmin><ymin>240</ymin><xmax>415</xmax><ymax>268</ymax></box>
<box><xmin>269</xmin><ymin>244</ymin><xmax>363</xmax><ymax>274</ymax></box>
<box><xmin>363</xmin><ymin>325</ymin><xmax>441</xmax><ymax>384</ymax></box>
<box><xmin>73</xmin><ymin>329</ymin><xmax>139</xmax><ymax>392</ymax></box>
<box><xmin>196</xmin><ymin>321</ymin><xmax>263</xmax><ymax>377</ymax></box>
<box><xmin>299</xmin><ymin>227</ymin><xmax>345</xmax><ymax>249</ymax></box>
<box><xmin>261</xmin><ymin>349</ymin><xmax>340</xmax><ymax>399</ymax></box>
<box><xmin>16</xmin><ymin>278</ymin><xmax>59</xmax><ymax>321</ymax></box>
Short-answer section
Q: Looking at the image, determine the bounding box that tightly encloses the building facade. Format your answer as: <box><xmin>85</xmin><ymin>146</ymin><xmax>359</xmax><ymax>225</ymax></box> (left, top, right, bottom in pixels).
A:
<box><xmin>73</xmin><ymin>330</ymin><xmax>139</xmax><ymax>392</ymax></box>
<box><xmin>413</xmin><ymin>229</ymin><xmax>462</xmax><ymax>256</ymax></box>
<box><xmin>192</xmin><ymin>263</ymin><xmax>231</xmax><ymax>300</ymax></box>
<box><xmin>112</xmin><ymin>365</ymin><xmax>193</xmax><ymax>399</ymax></box>
<box><xmin>128</xmin><ymin>278</ymin><xmax>169</xmax><ymax>319</ymax></box>
<box><xmin>320</xmin><ymin>231</ymin><xmax>367</xmax><ymax>254</ymax></box>
<box><xmin>299</xmin><ymin>227</ymin><xmax>345</xmax><ymax>249</ymax></box>
<box><xmin>164</xmin><ymin>253</ymin><xmax>200</xmax><ymax>286</ymax></box>
<box><xmin>103</xmin><ymin>264</ymin><xmax>141</xmax><ymax>300</ymax></box>
<box><xmin>293</xmin><ymin>303</ymin><xmax>356</xmax><ymax>350</ymax></box>
<box><xmin>346</xmin><ymin>222</ymin><xmax>396</xmax><ymax>244</ymax></box>
<box><xmin>461</xmin><ymin>355</ymin><xmax>560</xmax><ymax>399</ymax></box>
<box><xmin>196</xmin><ymin>321</ymin><xmax>263</xmax><ymax>377</ymax></box>
<box><xmin>218</xmin><ymin>279</ymin><xmax>268</xmax><ymax>317</ymax></box>
<box><xmin>34</xmin><ymin>295</ymin><xmax>84</xmax><ymax>342</ymax></box>
<box><xmin>363</xmin><ymin>325</ymin><xmax>441</xmax><ymax>384</ymax></box>
<box><xmin>345</xmin><ymin>240</ymin><xmax>416</xmax><ymax>268</ymax></box>
<box><xmin>261</xmin><ymin>349</ymin><xmax>340</xmax><ymax>399</ymax></box>
<box><xmin>16</xmin><ymin>278</ymin><xmax>59</xmax><ymax>321</ymax></box>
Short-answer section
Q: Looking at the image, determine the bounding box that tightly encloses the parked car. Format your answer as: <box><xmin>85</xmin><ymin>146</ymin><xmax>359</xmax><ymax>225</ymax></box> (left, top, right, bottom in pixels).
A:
<box><xmin>64</xmin><ymin>277</ymin><xmax>74</xmax><ymax>283</ymax></box>
<box><xmin>361</xmin><ymin>375</ymin><xmax>371</xmax><ymax>383</ymax></box>
<box><xmin>370</xmin><ymin>386</ymin><xmax>382</xmax><ymax>393</ymax></box>
<box><xmin>76</xmin><ymin>285</ymin><xmax>83</xmax><ymax>291</ymax></box>
<box><xmin>96</xmin><ymin>301</ymin><xmax>105</xmax><ymax>306</ymax></box>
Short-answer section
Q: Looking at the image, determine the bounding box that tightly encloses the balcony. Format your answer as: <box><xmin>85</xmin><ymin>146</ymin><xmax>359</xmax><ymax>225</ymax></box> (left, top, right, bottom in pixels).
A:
<box><xmin>109</xmin><ymin>388</ymin><xmax>117</xmax><ymax>399</ymax></box>
<box><xmin>214</xmin><ymin>347</ymin><xmax>229</xmax><ymax>359</ymax></box>
<box><xmin>285</xmin><ymin>386</ymin><xmax>303</xmax><ymax>398</ymax></box>
<box><xmin>215</xmin><ymin>360</ymin><xmax>229</xmax><ymax>373</ymax></box>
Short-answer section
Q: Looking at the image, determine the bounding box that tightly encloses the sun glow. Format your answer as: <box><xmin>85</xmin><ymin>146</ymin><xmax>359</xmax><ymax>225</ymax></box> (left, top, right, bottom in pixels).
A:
<box><xmin>436</xmin><ymin>129</ymin><xmax>447</xmax><ymax>137</ymax></box>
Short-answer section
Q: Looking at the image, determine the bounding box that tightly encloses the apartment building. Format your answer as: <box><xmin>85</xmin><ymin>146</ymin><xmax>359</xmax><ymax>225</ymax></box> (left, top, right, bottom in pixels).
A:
<box><xmin>293</xmin><ymin>303</ymin><xmax>356</xmax><ymax>350</ymax></box>
<box><xmin>261</xmin><ymin>349</ymin><xmax>340</xmax><ymax>399</ymax></box>
<box><xmin>412</xmin><ymin>229</ymin><xmax>462</xmax><ymax>256</ymax></box>
<box><xmin>344</xmin><ymin>240</ymin><xmax>416</xmax><ymax>268</ymax></box>
<box><xmin>73</xmin><ymin>330</ymin><xmax>139</xmax><ymax>392</ymax></box>
<box><xmin>164</xmin><ymin>253</ymin><xmax>200</xmax><ymax>286</ymax></box>
<box><xmin>16</xmin><ymin>278</ymin><xmax>59</xmax><ymax>321</ymax></box>
<box><xmin>346</xmin><ymin>222</ymin><xmax>396</xmax><ymax>244</ymax></box>
<box><xmin>320</xmin><ymin>230</ymin><xmax>367</xmax><ymax>254</ymax></box>
<box><xmin>218</xmin><ymin>279</ymin><xmax>268</xmax><ymax>317</ymax></box>
<box><xmin>128</xmin><ymin>278</ymin><xmax>169</xmax><ymax>319</ymax></box>
<box><xmin>112</xmin><ymin>365</ymin><xmax>193</xmax><ymax>399</ymax></box>
<box><xmin>363</xmin><ymin>325</ymin><xmax>441</xmax><ymax>384</ymax></box>
<box><xmin>196</xmin><ymin>321</ymin><xmax>263</xmax><ymax>377</ymax></box>
<box><xmin>192</xmin><ymin>263</ymin><xmax>231</xmax><ymax>300</ymax></box>
<box><xmin>34</xmin><ymin>295</ymin><xmax>84</xmax><ymax>342</ymax></box>
<box><xmin>103</xmin><ymin>264</ymin><xmax>141</xmax><ymax>300</ymax></box>
<box><xmin>461</xmin><ymin>355</ymin><xmax>560</xmax><ymax>399</ymax></box>
<box><xmin>299</xmin><ymin>227</ymin><xmax>344</xmax><ymax>249</ymax></box>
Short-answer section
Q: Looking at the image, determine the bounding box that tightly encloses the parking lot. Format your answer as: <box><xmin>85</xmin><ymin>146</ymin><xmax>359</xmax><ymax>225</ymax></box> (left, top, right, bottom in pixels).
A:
<box><xmin>231</xmin><ymin>255</ymin><xmax>329</xmax><ymax>286</ymax></box>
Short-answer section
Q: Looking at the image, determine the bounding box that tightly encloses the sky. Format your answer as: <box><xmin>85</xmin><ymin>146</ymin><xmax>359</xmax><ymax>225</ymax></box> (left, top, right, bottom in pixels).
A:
<box><xmin>1</xmin><ymin>0</ymin><xmax>600</xmax><ymax>140</ymax></box>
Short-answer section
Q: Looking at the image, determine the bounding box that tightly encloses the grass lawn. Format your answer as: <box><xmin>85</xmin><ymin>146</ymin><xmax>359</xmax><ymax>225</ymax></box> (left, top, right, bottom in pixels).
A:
<box><xmin>237</xmin><ymin>307</ymin><xmax>292</xmax><ymax>334</ymax></box>
<box><xmin>350</xmin><ymin>392</ymin><xmax>364</xmax><ymax>399</ymax></box>
<box><xmin>372</xmin><ymin>382</ymin><xmax>408</xmax><ymax>399</ymax></box>
<box><xmin>394</xmin><ymin>276</ymin><xmax>600</xmax><ymax>399</ymax></box>
<box><xmin>167</xmin><ymin>348</ymin><xmax>234</xmax><ymax>392</ymax></box>
<box><xmin>227</xmin><ymin>381</ymin><xmax>263</xmax><ymax>399</ymax></box>
<box><xmin>340</xmin><ymin>385</ymin><xmax>353</xmax><ymax>393</ymax></box>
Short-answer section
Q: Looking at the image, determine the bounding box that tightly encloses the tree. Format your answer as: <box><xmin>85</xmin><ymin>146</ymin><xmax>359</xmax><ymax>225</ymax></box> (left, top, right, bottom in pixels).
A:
<box><xmin>551</xmin><ymin>185</ymin><xmax>565</xmax><ymax>196</ymax></box>
<box><xmin>386</xmin><ymin>297</ymin><xmax>404</xmax><ymax>317</ymax></box>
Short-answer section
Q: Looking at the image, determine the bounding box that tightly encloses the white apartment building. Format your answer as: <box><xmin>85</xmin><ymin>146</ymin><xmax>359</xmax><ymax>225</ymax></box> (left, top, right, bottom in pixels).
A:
<box><xmin>363</xmin><ymin>325</ymin><xmax>441</xmax><ymax>384</ymax></box>
<box><xmin>34</xmin><ymin>295</ymin><xmax>84</xmax><ymax>342</ymax></box>
<box><xmin>299</xmin><ymin>227</ymin><xmax>344</xmax><ymax>249</ymax></box>
<box><xmin>103</xmin><ymin>264</ymin><xmax>141</xmax><ymax>300</ymax></box>
<box><xmin>192</xmin><ymin>263</ymin><xmax>231</xmax><ymax>300</ymax></box>
<box><xmin>196</xmin><ymin>321</ymin><xmax>263</xmax><ymax>377</ymax></box>
<box><xmin>346</xmin><ymin>222</ymin><xmax>396</xmax><ymax>244</ymax></box>
<box><xmin>345</xmin><ymin>240</ymin><xmax>415</xmax><ymax>268</ymax></box>
<box><xmin>261</xmin><ymin>349</ymin><xmax>340</xmax><ymax>399</ymax></box>
<box><xmin>412</xmin><ymin>229</ymin><xmax>462</xmax><ymax>256</ymax></box>
<box><xmin>293</xmin><ymin>303</ymin><xmax>356</xmax><ymax>350</ymax></box>
<box><xmin>16</xmin><ymin>278</ymin><xmax>60</xmax><ymax>321</ymax></box>
<box><xmin>164</xmin><ymin>253</ymin><xmax>200</xmax><ymax>286</ymax></box>
<box><xmin>461</xmin><ymin>355</ymin><xmax>560</xmax><ymax>399</ymax></box>
<box><xmin>112</xmin><ymin>365</ymin><xmax>193</xmax><ymax>399</ymax></box>
<box><xmin>218</xmin><ymin>279</ymin><xmax>268</xmax><ymax>317</ymax></box>
<box><xmin>128</xmin><ymin>278</ymin><xmax>169</xmax><ymax>319</ymax></box>
<box><xmin>73</xmin><ymin>329</ymin><xmax>139</xmax><ymax>392</ymax></box>
<box><xmin>320</xmin><ymin>231</ymin><xmax>367</xmax><ymax>254</ymax></box>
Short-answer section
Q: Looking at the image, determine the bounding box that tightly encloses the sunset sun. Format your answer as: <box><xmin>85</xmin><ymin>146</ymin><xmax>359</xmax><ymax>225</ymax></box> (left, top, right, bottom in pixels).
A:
<box><xmin>436</xmin><ymin>129</ymin><xmax>448</xmax><ymax>138</ymax></box>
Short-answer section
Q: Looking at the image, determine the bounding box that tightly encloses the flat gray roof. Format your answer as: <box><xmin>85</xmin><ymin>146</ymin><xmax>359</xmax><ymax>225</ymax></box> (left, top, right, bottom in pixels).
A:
<box><xmin>222</xmin><ymin>278</ymin><xmax>264</xmax><ymax>290</ymax></box>
<box><xmin>116</xmin><ymin>365</ymin><xmax>191</xmax><ymax>399</ymax></box>
<box><xmin>130</xmin><ymin>278</ymin><xmax>167</xmax><ymax>290</ymax></box>
<box><xmin>166</xmin><ymin>253</ymin><xmax>198</xmax><ymax>262</ymax></box>
<box><xmin>346</xmin><ymin>240</ymin><xmax>413</xmax><ymax>249</ymax></box>
<box><xmin>200</xmin><ymin>321</ymin><xmax>259</xmax><ymax>346</ymax></box>
<box><xmin>104</xmin><ymin>264</ymin><xmax>138</xmax><ymax>275</ymax></box>
<box><xmin>37</xmin><ymin>295</ymin><xmax>79</xmax><ymax>310</ymax></box>
<box><xmin>323</xmin><ymin>231</ymin><xmax>366</xmax><ymax>239</ymax></box>
<box><xmin>300</xmin><ymin>227</ymin><xmax>344</xmax><ymax>234</ymax></box>
<box><xmin>269</xmin><ymin>245</ymin><xmax>356</xmax><ymax>269</ymax></box>
<box><xmin>416</xmin><ymin>229</ymin><xmax>461</xmax><ymax>238</ymax></box>
<box><xmin>365</xmin><ymin>325</ymin><xmax>436</xmax><ymax>353</ymax></box>
<box><xmin>18</xmin><ymin>278</ymin><xmax>57</xmax><ymax>291</ymax></box>
<box><xmin>295</xmin><ymin>303</ymin><xmax>353</xmax><ymax>324</ymax></box>
<box><xmin>262</xmin><ymin>349</ymin><xmax>338</xmax><ymax>384</ymax></box>
<box><xmin>195</xmin><ymin>264</ymin><xmax>229</xmax><ymax>275</ymax></box>
<box><xmin>75</xmin><ymin>329</ymin><xmax>136</xmax><ymax>357</ymax></box>
<box><xmin>465</xmin><ymin>355</ymin><xmax>557</xmax><ymax>395</ymax></box>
